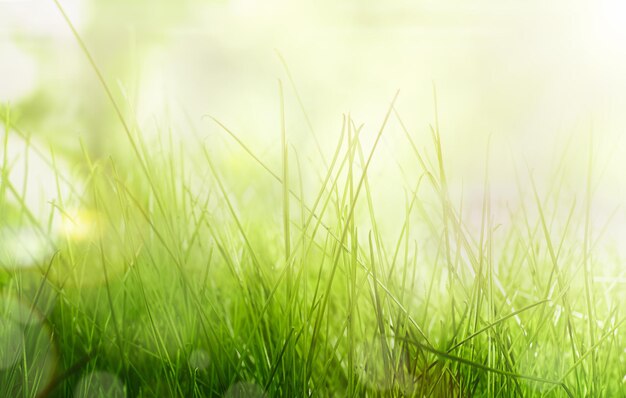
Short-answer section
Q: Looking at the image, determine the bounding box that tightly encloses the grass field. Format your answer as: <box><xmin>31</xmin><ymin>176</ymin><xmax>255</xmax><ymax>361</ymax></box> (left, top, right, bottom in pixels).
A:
<box><xmin>2</xmin><ymin>2</ymin><xmax>626</xmax><ymax>398</ymax></box>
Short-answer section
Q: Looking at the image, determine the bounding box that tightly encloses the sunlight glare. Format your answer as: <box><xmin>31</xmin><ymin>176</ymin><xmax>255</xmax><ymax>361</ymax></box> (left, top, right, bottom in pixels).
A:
<box><xmin>59</xmin><ymin>209</ymin><xmax>100</xmax><ymax>242</ymax></box>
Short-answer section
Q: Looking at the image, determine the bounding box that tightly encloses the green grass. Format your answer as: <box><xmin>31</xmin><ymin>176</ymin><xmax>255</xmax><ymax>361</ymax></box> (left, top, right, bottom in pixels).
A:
<box><xmin>1</xmin><ymin>3</ymin><xmax>625</xmax><ymax>397</ymax></box>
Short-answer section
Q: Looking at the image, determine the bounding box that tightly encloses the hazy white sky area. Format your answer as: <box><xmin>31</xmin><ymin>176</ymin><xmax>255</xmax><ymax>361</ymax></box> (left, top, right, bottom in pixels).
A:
<box><xmin>2</xmin><ymin>1</ymin><xmax>626</xmax><ymax>145</ymax></box>
<box><xmin>2</xmin><ymin>0</ymin><xmax>626</xmax><ymax>261</ymax></box>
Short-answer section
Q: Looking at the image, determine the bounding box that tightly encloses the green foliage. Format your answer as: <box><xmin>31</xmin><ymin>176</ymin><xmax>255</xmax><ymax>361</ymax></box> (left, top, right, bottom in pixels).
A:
<box><xmin>0</xmin><ymin>3</ymin><xmax>624</xmax><ymax>397</ymax></box>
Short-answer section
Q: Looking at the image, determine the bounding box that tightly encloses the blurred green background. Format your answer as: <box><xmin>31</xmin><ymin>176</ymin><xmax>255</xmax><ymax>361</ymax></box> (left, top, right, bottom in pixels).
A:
<box><xmin>2</xmin><ymin>1</ymin><xmax>626</xmax><ymax>396</ymax></box>
<box><xmin>2</xmin><ymin>0</ymin><xmax>626</xmax><ymax>285</ymax></box>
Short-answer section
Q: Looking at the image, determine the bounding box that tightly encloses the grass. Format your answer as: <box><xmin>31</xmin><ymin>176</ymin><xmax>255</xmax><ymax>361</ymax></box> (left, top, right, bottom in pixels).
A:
<box><xmin>1</xmin><ymin>3</ymin><xmax>625</xmax><ymax>397</ymax></box>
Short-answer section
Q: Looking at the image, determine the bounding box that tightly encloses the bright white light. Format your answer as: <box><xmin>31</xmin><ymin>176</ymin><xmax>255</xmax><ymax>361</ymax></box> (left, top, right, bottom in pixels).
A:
<box><xmin>0</xmin><ymin>42</ymin><xmax>38</xmax><ymax>103</ymax></box>
<box><xmin>0</xmin><ymin>130</ymin><xmax>83</xmax><ymax>268</ymax></box>
<box><xmin>593</xmin><ymin>0</ymin><xmax>626</xmax><ymax>56</ymax></box>
<box><xmin>0</xmin><ymin>227</ymin><xmax>51</xmax><ymax>268</ymax></box>
<box><xmin>1</xmin><ymin>131</ymin><xmax>69</xmax><ymax>217</ymax></box>
<box><xmin>59</xmin><ymin>208</ymin><xmax>101</xmax><ymax>242</ymax></box>
<box><xmin>0</xmin><ymin>0</ymin><xmax>88</xmax><ymax>38</ymax></box>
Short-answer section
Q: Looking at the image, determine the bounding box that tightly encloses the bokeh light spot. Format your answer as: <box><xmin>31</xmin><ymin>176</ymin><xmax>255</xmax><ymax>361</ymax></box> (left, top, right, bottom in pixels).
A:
<box><xmin>188</xmin><ymin>348</ymin><xmax>210</xmax><ymax>371</ymax></box>
<box><xmin>224</xmin><ymin>381</ymin><xmax>266</xmax><ymax>398</ymax></box>
<box><xmin>74</xmin><ymin>371</ymin><xmax>126</xmax><ymax>398</ymax></box>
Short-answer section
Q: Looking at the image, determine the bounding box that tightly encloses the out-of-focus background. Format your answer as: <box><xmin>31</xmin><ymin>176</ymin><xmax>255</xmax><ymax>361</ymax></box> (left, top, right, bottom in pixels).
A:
<box><xmin>2</xmin><ymin>0</ymin><xmax>626</xmax><ymax>263</ymax></box>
